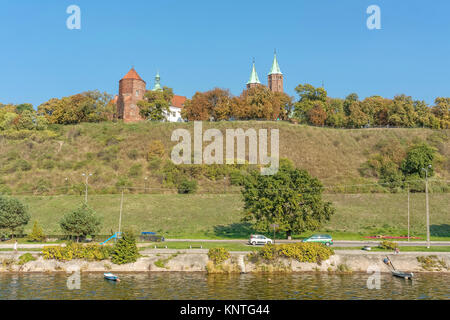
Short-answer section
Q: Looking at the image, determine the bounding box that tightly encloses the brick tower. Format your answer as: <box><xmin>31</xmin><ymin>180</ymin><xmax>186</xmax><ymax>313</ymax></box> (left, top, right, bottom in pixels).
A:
<box><xmin>268</xmin><ymin>51</ymin><xmax>283</xmax><ymax>93</ymax></box>
<box><xmin>117</xmin><ymin>68</ymin><xmax>146</xmax><ymax>123</ymax></box>
<box><xmin>246</xmin><ymin>59</ymin><xmax>261</xmax><ymax>89</ymax></box>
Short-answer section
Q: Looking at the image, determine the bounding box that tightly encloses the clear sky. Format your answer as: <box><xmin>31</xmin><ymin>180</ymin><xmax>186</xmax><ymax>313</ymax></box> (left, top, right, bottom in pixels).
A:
<box><xmin>1</xmin><ymin>0</ymin><xmax>449</xmax><ymax>107</ymax></box>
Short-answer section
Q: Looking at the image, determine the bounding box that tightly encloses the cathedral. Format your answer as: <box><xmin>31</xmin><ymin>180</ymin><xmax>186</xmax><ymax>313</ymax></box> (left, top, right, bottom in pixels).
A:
<box><xmin>246</xmin><ymin>51</ymin><xmax>283</xmax><ymax>93</ymax></box>
<box><xmin>115</xmin><ymin>68</ymin><xmax>186</xmax><ymax>123</ymax></box>
<box><xmin>115</xmin><ymin>52</ymin><xmax>283</xmax><ymax>123</ymax></box>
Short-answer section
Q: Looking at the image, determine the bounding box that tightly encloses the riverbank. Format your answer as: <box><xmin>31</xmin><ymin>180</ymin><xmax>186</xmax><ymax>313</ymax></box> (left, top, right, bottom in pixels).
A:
<box><xmin>1</xmin><ymin>251</ymin><xmax>449</xmax><ymax>273</ymax></box>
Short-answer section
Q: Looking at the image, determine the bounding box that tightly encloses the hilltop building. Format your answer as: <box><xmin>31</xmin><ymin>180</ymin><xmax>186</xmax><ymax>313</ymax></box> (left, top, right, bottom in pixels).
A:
<box><xmin>246</xmin><ymin>51</ymin><xmax>283</xmax><ymax>93</ymax></box>
<box><xmin>115</xmin><ymin>68</ymin><xmax>186</xmax><ymax>123</ymax></box>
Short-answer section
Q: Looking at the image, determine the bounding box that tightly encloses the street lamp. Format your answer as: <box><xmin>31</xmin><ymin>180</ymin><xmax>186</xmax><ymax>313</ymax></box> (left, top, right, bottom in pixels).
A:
<box><xmin>421</xmin><ymin>165</ymin><xmax>432</xmax><ymax>249</ymax></box>
<box><xmin>82</xmin><ymin>173</ymin><xmax>93</xmax><ymax>204</ymax></box>
<box><xmin>144</xmin><ymin>177</ymin><xmax>148</xmax><ymax>194</ymax></box>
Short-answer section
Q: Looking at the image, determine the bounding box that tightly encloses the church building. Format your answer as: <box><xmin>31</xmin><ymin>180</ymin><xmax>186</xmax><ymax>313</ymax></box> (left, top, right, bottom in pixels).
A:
<box><xmin>115</xmin><ymin>68</ymin><xmax>186</xmax><ymax>123</ymax></box>
<box><xmin>246</xmin><ymin>52</ymin><xmax>283</xmax><ymax>93</ymax></box>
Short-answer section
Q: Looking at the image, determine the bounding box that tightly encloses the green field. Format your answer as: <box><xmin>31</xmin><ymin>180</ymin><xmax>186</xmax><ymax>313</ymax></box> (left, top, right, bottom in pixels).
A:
<box><xmin>18</xmin><ymin>192</ymin><xmax>449</xmax><ymax>240</ymax></box>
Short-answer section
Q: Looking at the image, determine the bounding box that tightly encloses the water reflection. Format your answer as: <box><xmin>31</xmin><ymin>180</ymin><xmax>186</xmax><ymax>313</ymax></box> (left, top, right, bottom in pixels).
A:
<box><xmin>0</xmin><ymin>272</ymin><xmax>448</xmax><ymax>300</ymax></box>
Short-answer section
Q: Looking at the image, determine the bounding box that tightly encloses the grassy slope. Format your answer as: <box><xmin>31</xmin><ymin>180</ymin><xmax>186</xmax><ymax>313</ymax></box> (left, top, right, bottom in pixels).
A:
<box><xmin>19</xmin><ymin>193</ymin><xmax>449</xmax><ymax>240</ymax></box>
<box><xmin>0</xmin><ymin>121</ymin><xmax>449</xmax><ymax>193</ymax></box>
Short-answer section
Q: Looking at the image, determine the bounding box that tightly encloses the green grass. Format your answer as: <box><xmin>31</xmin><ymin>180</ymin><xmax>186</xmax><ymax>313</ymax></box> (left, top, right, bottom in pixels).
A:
<box><xmin>15</xmin><ymin>192</ymin><xmax>450</xmax><ymax>241</ymax></box>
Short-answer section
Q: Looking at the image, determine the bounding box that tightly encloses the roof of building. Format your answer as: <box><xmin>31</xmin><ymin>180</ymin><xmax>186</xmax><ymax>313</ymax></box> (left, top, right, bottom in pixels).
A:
<box><xmin>247</xmin><ymin>59</ymin><xmax>261</xmax><ymax>84</ymax></box>
<box><xmin>152</xmin><ymin>71</ymin><xmax>162</xmax><ymax>91</ymax></box>
<box><xmin>171</xmin><ymin>95</ymin><xmax>187</xmax><ymax>109</ymax></box>
<box><xmin>268</xmin><ymin>52</ymin><xmax>282</xmax><ymax>75</ymax></box>
<box><xmin>121</xmin><ymin>68</ymin><xmax>145</xmax><ymax>82</ymax></box>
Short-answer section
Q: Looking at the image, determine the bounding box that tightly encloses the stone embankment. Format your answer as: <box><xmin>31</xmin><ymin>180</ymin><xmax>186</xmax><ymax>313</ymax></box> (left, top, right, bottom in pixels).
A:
<box><xmin>1</xmin><ymin>250</ymin><xmax>449</xmax><ymax>273</ymax></box>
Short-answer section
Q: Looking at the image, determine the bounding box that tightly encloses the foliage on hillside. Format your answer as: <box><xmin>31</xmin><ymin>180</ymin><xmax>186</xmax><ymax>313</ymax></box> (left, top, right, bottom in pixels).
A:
<box><xmin>0</xmin><ymin>121</ymin><xmax>448</xmax><ymax>195</ymax></box>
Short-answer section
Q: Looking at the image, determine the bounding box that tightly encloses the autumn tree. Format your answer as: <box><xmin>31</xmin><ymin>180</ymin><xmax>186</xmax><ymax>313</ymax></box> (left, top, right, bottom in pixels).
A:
<box><xmin>137</xmin><ymin>86</ymin><xmax>174</xmax><ymax>121</ymax></box>
<box><xmin>181</xmin><ymin>88</ymin><xmax>232</xmax><ymax>121</ymax></box>
<box><xmin>37</xmin><ymin>90</ymin><xmax>113</xmax><ymax>124</ymax></box>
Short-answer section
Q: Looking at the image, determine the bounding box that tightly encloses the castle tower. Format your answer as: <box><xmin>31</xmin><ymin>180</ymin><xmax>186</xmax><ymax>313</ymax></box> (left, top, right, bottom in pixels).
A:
<box><xmin>246</xmin><ymin>59</ymin><xmax>261</xmax><ymax>89</ymax></box>
<box><xmin>268</xmin><ymin>51</ymin><xmax>283</xmax><ymax>93</ymax></box>
<box><xmin>152</xmin><ymin>71</ymin><xmax>163</xmax><ymax>91</ymax></box>
<box><xmin>117</xmin><ymin>68</ymin><xmax>146</xmax><ymax>123</ymax></box>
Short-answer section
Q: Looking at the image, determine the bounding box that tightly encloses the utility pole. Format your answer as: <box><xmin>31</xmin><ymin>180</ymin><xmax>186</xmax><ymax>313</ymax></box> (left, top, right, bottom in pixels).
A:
<box><xmin>118</xmin><ymin>189</ymin><xmax>124</xmax><ymax>235</ymax></box>
<box><xmin>422</xmin><ymin>165</ymin><xmax>432</xmax><ymax>249</ymax></box>
<box><xmin>407</xmin><ymin>186</ymin><xmax>410</xmax><ymax>242</ymax></box>
<box><xmin>82</xmin><ymin>173</ymin><xmax>92</xmax><ymax>204</ymax></box>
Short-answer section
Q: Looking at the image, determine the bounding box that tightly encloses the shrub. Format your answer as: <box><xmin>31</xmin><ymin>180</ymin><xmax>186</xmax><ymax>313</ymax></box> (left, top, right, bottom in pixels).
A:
<box><xmin>178</xmin><ymin>179</ymin><xmax>198</xmax><ymax>194</ymax></box>
<box><xmin>208</xmin><ymin>247</ymin><xmax>230</xmax><ymax>265</ymax></box>
<box><xmin>128</xmin><ymin>164</ymin><xmax>143</xmax><ymax>178</ymax></box>
<box><xmin>258</xmin><ymin>242</ymin><xmax>334</xmax><ymax>264</ymax></box>
<box><xmin>378</xmin><ymin>240</ymin><xmax>398</xmax><ymax>250</ymax></box>
<box><xmin>18</xmin><ymin>253</ymin><xmax>36</xmax><ymax>265</ymax></box>
<box><xmin>127</xmin><ymin>149</ymin><xmax>139</xmax><ymax>160</ymax></box>
<box><xmin>110</xmin><ymin>230</ymin><xmax>140</xmax><ymax>265</ymax></box>
<box><xmin>27</xmin><ymin>221</ymin><xmax>46</xmax><ymax>242</ymax></box>
<box><xmin>42</xmin><ymin>243</ymin><xmax>112</xmax><ymax>261</ymax></box>
<box><xmin>0</xmin><ymin>195</ymin><xmax>30</xmax><ymax>237</ymax></box>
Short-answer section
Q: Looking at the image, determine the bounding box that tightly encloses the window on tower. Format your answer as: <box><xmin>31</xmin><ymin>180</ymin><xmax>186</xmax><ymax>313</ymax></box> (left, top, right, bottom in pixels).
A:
<box><xmin>136</xmin><ymin>90</ymin><xmax>140</xmax><ymax>97</ymax></box>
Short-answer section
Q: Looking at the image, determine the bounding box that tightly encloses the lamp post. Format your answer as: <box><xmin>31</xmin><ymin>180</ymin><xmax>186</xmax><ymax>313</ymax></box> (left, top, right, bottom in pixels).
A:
<box><xmin>144</xmin><ymin>177</ymin><xmax>148</xmax><ymax>194</ymax></box>
<box><xmin>421</xmin><ymin>165</ymin><xmax>432</xmax><ymax>249</ymax></box>
<box><xmin>82</xmin><ymin>173</ymin><xmax>93</xmax><ymax>204</ymax></box>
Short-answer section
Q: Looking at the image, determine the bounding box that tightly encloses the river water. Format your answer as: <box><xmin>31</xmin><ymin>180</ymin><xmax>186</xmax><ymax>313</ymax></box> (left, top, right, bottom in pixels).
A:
<box><xmin>0</xmin><ymin>272</ymin><xmax>448</xmax><ymax>300</ymax></box>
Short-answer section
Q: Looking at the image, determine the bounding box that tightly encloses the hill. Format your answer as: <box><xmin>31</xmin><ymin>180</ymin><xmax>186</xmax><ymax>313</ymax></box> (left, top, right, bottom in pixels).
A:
<box><xmin>0</xmin><ymin>121</ymin><xmax>448</xmax><ymax>195</ymax></box>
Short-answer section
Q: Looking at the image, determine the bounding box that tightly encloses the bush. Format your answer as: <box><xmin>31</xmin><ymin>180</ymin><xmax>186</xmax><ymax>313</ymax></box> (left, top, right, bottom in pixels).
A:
<box><xmin>27</xmin><ymin>221</ymin><xmax>46</xmax><ymax>242</ymax></box>
<box><xmin>42</xmin><ymin>243</ymin><xmax>112</xmax><ymax>261</ymax></box>
<box><xmin>59</xmin><ymin>204</ymin><xmax>102</xmax><ymax>242</ymax></box>
<box><xmin>18</xmin><ymin>253</ymin><xmax>36</xmax><ymax>265</ymax></box>
<box><xmin>110</xmin><ymin>230</ymin><xmax>140</xmax><ymax>265</ymax></box>
<box><xmin>128</xmin><ymin>164</ymin><xmax>143</xmax><ymax>178</ymax></box>
<box><xmin>177</xmin><ymin>179</ymin><xmax>198</xmax><ymax>194</ymax></box>
<box><xmin>259</xmin><ymin>242</ymin><xmax>334</xmax><ymax>264</ymax></box>
<box><xmin>378</xmin><ymin>240</ymin><xmax>398</xmax><ymax>250</ymax></box>
<box><xmin>208</xmin><ymin>247</ymin><xmax>230</xmax><ymax>265</ymax></box>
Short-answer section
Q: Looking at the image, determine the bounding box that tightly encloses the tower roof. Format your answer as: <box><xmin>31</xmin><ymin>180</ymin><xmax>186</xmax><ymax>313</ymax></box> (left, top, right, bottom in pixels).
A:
<box><xmin>152</xmin><ymin>70</ymin><xmax>163</xmax><ymax>91</ymax></box>
<box><xmin>121</xmin><ymin>68</ymin><xmax>145</xmax><ymax>81</ymax></box>
<box><xmin>247</xmin><ymin>59</ymin><xmax>261</xmax><ymax>85</ymax></box>
<box><xmin>268</xmin><ymin>51</ymin><xmax>282</xmax><ymax>75</ymax></box>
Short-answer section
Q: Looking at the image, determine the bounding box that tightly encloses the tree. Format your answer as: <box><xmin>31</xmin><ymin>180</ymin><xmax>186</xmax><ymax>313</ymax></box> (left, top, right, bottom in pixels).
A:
<box><xmin>0</xmin><ymin>195</ymin><xmax>30</xmax><ymax>238</ymax></box>
<box><xmin>59</xmin><ymin>204</ymin><xmax>102</xmax><ymax>242</ymax></box>
<box><xmin>401</xmin><ymin>143</ymin><xmax>435</xmax><ymax>178</ymax></box>
<box><xmin>27</xmin><ymin>221</ymin><xmax>46</xmax><ymax>242</ymax></box>
<box><xmin>111</xmin><ymin>230</ymin><xmax>140</xmax><ymax>264</ymax></box>
<box><xmin>137</xmin><ymin>86</ymin><xmax>173</xmax><ymax>121</ymax></box>
<box><xmin>37</xmin><ymin>90</ymin><xmax>113</xmax><ymax>124</ymax></box>
<box><xmin>241</xmin><ymin>159</ymin><xmax>335</xmax><ymax>240</ymax></box>
<box><xmin>182</xmin><ymin>88</ymin><xmax>232</xmax><ymax>121</ymax></box>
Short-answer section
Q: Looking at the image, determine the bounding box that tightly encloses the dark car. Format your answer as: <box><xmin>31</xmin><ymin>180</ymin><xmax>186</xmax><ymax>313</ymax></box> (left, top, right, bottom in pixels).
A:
<box><xmin>140</xmin><ymin>232</ymin><xmax>165</xmax><ymax>242</ymax></box>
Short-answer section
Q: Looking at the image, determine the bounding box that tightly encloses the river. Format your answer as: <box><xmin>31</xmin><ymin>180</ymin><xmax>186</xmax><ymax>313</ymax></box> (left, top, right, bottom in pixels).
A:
<box><xmin>0</xmin><ymin>272</ymin><xmax>448</xmax><ymax>300</ymax></box>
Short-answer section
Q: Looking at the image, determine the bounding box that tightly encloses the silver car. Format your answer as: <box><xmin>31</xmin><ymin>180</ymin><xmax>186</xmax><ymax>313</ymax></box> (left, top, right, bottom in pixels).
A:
<box><xmin>249</xmin><ymin>234</ymin><xmax>273</xmax><ymax>245</ymax></box>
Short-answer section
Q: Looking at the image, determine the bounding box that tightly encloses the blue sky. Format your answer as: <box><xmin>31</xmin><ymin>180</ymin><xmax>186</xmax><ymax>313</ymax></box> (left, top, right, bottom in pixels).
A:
<box><xmin>1</xmin><ymin>0</ymin><xmax>449</xmax><ymax>107</ymax></box>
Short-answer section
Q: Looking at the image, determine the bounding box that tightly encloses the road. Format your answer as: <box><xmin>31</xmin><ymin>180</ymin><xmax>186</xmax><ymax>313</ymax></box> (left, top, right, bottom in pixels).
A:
<box><xmin>0</xmin><ymin>240</ymin><xmax>449</xmax><ymax>249</ymax></box>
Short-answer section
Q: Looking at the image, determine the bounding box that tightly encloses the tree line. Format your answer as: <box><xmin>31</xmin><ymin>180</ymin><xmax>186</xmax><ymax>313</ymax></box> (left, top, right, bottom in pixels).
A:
<box><xmin>1</xmin><ymin>84</ymin><xmax>448</xmax><ymax>128</ymax></box>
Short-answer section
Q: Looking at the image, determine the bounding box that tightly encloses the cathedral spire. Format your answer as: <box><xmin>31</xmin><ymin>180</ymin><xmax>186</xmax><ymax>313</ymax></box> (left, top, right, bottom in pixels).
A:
<box><xmin>268</xmin><ymin>50</ymin><xmax>282</xmax><ymax>75</ymax></box>
<box><xmin>152</xmin><ymin>70</ymin><xmax>162</xmax><ymax>91</ymax></box>
<box><xmin>247</xmin><ymin>58</ymin><xmax>261</xmax><ymax>85</ymax></box>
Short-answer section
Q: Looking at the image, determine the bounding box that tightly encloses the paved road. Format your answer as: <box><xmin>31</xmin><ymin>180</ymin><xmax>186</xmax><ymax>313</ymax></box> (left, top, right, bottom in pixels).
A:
<box><xmin>164</xmin><ymin>239</ymin><xmax>450</xmax><ymax>247</ymax></box>
<box><xmin>1</xmin><ymin>240</ymin><xmax>449</xmax><ymax>249</ymax></box>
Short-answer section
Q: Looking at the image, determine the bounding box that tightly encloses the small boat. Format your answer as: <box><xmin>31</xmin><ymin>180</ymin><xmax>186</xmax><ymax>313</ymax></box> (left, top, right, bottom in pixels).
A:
<box><xmin>392</xmin><ymin>270</ymin><xmax>414</xmax><ymax>280</ymax></box>
<box><xmin>104</xmin><ymin>273</ymin><xmax>120</xmax><ymax>281</ymax></box>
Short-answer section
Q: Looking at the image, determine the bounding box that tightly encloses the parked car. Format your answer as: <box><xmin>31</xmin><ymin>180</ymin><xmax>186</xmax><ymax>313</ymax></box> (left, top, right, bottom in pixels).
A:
<box><xmin>140</xmin><ymin>232</ymin><xmax>165</xmax><ymax>242</ymax></box>
<box><xmin>248</xmin><ymin>234</ymin><xmax>273</xmax><ymax>246</ymax></box>
<box><xmin>302</xmin><ymin>234</ymin><xmax>333</xmax><ymax>246</ymax></box>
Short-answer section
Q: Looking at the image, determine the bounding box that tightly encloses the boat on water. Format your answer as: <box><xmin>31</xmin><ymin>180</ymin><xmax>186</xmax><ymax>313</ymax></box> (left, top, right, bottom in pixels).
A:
<box><xmin>392</xmin><ymin>270</ymin><xmax>414</xmax><ymax>280</ymax></box>
<box><xmin>104</xmin><ymin>273</ymin><xmax>120</xmax><ymax>281</ymax></box>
